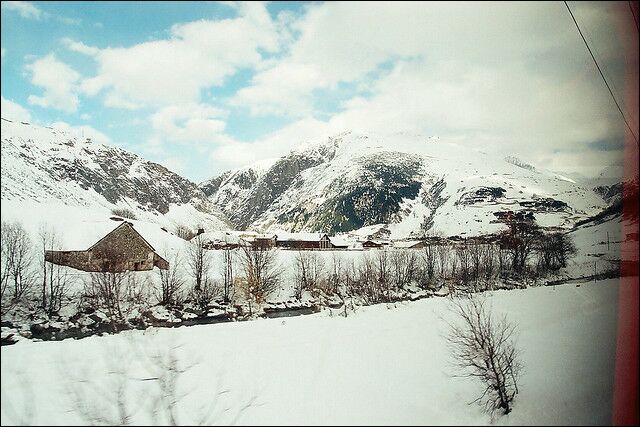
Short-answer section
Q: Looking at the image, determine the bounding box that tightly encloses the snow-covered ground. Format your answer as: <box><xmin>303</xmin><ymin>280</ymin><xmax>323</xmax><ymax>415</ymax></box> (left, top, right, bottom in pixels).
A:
<box><xmin>1</xmin><ymin>278</ymin><xmax>621</xmax><ymax>425</ymax></box>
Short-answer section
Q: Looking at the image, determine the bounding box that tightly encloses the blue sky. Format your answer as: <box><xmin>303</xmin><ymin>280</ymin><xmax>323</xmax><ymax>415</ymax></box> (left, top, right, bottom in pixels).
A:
<box><xmin>1</xmin><ymin>1</ymin><xmax>637</xmax><ymax>182</ymax></box>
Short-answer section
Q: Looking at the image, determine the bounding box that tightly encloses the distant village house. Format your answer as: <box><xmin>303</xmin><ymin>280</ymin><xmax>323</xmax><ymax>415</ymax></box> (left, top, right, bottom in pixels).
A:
<box><xmin>275</xmin><ymin>232</ymin><xmax>333</xmax><ymax>250</ymax></box>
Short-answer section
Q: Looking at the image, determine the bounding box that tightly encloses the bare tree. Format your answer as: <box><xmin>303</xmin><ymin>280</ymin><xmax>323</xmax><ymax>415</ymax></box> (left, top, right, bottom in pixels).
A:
<box><xmin>340</xmin><ymin>257</ymin><xmax>360</xmax><ymax>306</ymax></box>
<box><xmin>1</xmin><ymin>222</ymin><xmax>12</xmax><ymax>301</ymax></box>
<box><xmin>239</xmin><ymin>246</ymin><xmax>281</xmax><ymax>315</ymax></box>
<box><xmin>1</xmin><ymin>221</ymin><xmax>34</xmax><ymax>302</ymax></box>
<box><xmin>156</xmin><ymin>250</ymin><xmax>185</xmax><ymax>307</ymax></box>
<box><xmin>374</xmin><ymin>250</ymin><xmax>392</xmax><ymax>301</ymax></box>
<box><xmin>456</xmin><ymin>244</ymin><xmax>472</xmax><ymax>290</ymax></box>
<box><xmin>83</xmin><ymin>271</ymin><xmax>147</xmax><ymax>321</ymax></box>
<box><xmin>499</xmin><ymin>219</ymin><xmax>541</xmax><ymax>273</ymax></box>
<box><xmin>293</xmin><ymin>251</ymin><xmax>325</xmax><ymax>301</ymax></box>
<box><xmin>448</xmin><ymin>246</ymin><xmax>459</xmax><ymax>294</ymax></box>
<box><xmin>351</xmin><ymin>254</ymin><xmax>385</xmax><ymax>304</ymax></box>
<box><xmin>436</xmin><ymin>243</ymin><xmax>451</xmax><ymax>281</ymax></box>
<box><xmin>446</xmin><ymin>296</ymin><xmax>523</xmax><ymax>416</ymax></box>
<box><xmin>174</xmin><ymin>224</ymin><xmax>195</xmax><ymax>241</ymax></box>
<box><xmin>65</xmin><ymin>352</ymin><xmax>134</xmax><ymax>425</ymax></box>
<box><xmin>63</xmin><ymin>337</ymin><xmax>256</xmax><ymax>425</ymax></box>
<box><xmin>186</xmin><ymin>234</ymin><xmax>217</xmax><ymax>309</ymax></box>
<box><xmin>37</xmin><ymin>223</ymin><xmax>72</xmax><ymax>315</ymax></box>
<box><xmin>421</xmin><ymin>245</ymin><xmax>437</xmax><ymax>288</ymax></box>
<box><xmin>391</xmin><ymin>249</ymin><xmax>418</xmax><ymax>289</ymax></box>
<box><xmin>328</xmin><ymin>251</ymin><xmax>343</xmax><ymax>296</ymax></box>
<box><xmin>220</xmin><ymin>245</ymin><xmax>235</xmax><ymax>304</ymax></box>
<box><xmin>497</xmin><ymin>246</ymin><xmax>511</xmax><ymax>279</ymax></box>
<box><xmin>38</xmin><ymin>223</ymin><xmax>55</xmax><ymax>309</ymax></box>
<box><xmin>482</xmin><ymin>244</ymin><xmax>497</xmax><ymax>285</ymax></box>
<box><xmin>189</xmin><ymin>279</ymin><xmax>219</xmax><ymax>311</ymax></box>
<box><xmin>187</xmin><ymin>235</ymin><xmax>212</xmax><ymax>291</ymax></box>
<box><xmin>469</xmin><ymin>243</ymin><xmax>483</xmax><ymax>288</ymax></box>
<box><xmin>46</xmin><ymin>261</ymin><xmax>71</xmax><ymax>317</ymax></box>
<box><xmin>535</xmin><ymin>232</ymin><xmax>577</xmax><ymax>275</ymax></box>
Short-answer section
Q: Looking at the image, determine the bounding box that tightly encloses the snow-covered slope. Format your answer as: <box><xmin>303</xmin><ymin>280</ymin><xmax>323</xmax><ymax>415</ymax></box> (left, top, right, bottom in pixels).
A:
<box><xmin>1</xmin><ymin>118</ymin><xmax>229</xmax><ymax>232</ymax></box>
<box><xmin>202</xmin><ymin>131</ymin><xmax>609</xmax><ymax>238</ymax></box>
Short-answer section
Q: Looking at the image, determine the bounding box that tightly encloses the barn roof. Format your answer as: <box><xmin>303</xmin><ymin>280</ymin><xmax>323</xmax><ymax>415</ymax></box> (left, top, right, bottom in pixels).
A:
<box><xmin>329</xmin><ymin>236</ymin><xmax>350</xmax><ymax>247</ymax></box>
<box><xmin>55</xmin><ymin>218</ymin><xmax>186</xmax><ymax>254</ymax></box>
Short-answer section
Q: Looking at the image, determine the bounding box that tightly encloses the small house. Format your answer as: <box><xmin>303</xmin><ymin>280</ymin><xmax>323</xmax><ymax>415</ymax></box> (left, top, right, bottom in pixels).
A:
<box><xmin>329</xmin><ymin>236</ymin><xmax>350</xmax><ymax>250</ymax></box>
<box><xmin>241</xmin><ymin>233</ymin><xmax>277</xmax><ymax>249</ymax></box>
<box><xmin>361</xmin><ymin>240</ymin><xmax>384</xmax><ymax>249</ymax></box>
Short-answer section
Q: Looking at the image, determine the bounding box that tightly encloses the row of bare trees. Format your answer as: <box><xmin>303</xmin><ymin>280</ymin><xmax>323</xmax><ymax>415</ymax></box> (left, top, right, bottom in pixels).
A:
<box><xmin>1</xmin><ymin>221</ymin><xmax>34</xmax><ymax>303</ymax></box>
<box><xmin>150</xmin><ymin>236</ymin><xmax>282</xmax><ymax>317</ymax></box>
<box><xmin>288</xmin><ymin>228</ymin><xmax>577</xmax><ymax>306</ymax></box>
<box><xmin>2</xmin><ymin>221</ymin><xmax>73</xmax><ymax>315</ymax></box>
<box><xmin>2</xmin><ymin>216</ymin><xmax>577</xmax><ymax>321</ymax></box>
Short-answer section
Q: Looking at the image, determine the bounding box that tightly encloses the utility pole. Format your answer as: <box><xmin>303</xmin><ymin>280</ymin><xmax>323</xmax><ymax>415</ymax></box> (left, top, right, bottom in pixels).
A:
<box><xmin>594</xmin><ymin>261</ymin><xmax>597</xmax><ymax>282</ymax></box>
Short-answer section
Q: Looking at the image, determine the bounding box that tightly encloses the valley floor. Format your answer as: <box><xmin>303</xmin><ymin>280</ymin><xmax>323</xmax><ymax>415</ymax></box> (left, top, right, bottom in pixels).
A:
<box><xmin>0</xmin><ymin>277</ymin><xmax>626</xmax><ymax>425</ymax></box>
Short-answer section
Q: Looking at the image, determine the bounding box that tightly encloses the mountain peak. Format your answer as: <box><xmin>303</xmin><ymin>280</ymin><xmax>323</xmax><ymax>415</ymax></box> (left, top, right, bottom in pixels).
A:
<box><xmin>203</xmin><ymin>132</ymin><xmax>608</xmax><ymax>237</ymax></box>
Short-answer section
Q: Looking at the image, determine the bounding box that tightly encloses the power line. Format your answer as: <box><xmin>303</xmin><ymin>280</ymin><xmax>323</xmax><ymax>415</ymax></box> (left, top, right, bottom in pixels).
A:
<box><xmin>564</xmin><ymin>1</ymin><xmax>639</xmax><ymax>146</ymax></box>
<box><xmin>630</xmin><ymin>1</ymin><xmax>639</xmax><ymax>32</ymax></box>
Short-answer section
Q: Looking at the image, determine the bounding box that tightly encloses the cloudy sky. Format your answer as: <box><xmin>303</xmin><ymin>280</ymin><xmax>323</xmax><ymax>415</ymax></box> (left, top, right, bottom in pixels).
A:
<box><xmin>1</xmin><ymin>1</ymin><xmax>637</xmax><ymax>182</ymax></box>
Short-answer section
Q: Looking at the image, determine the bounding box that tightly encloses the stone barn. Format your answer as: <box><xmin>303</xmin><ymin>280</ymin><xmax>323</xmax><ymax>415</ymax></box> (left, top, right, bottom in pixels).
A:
<box><xmin>45</xmin><ymin>221</ymin><xmax>169</xmax><ymax>272</ymax></box>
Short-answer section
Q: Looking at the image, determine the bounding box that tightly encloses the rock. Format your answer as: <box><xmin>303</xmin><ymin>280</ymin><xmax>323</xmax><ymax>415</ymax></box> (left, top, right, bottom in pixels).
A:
<box><xmin>30</xmin><ymin>321</ymin><xmax>62</xmax><ymax>340</ymax></box>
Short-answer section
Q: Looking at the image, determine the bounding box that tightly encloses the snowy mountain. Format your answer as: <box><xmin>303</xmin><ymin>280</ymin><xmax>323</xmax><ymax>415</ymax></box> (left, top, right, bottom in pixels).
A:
<box><xmin>1</xmin><ymin>119</ymin><xmax>617</xmax><ymax>239</ymax></box>
<box><xmin>201</xmin><ymin>131</ymin><xmax>612</xmax><ymax>238</ymax></box>
<box><xmin>0</xmin><ymin>118</ymin><xmax>229</xmax><ymax>231</ymax></box>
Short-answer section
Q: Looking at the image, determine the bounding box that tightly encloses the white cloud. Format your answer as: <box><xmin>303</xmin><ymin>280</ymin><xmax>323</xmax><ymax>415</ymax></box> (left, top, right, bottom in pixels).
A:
<box><xmin>50</xmin><ymin>121</ymin><xmax>112</xmax><ymax>145</ymax></box>
<box><xmin>210</xmin><ymin>117</ymin><xmax>333</xmax><ymax>169</ymax></box>
<box><xmin>56</xmin><ymin>16</ymin><xmax>81</xmax><ymax>25</ymax></box>
<box><xmin>103</xmin><ymin>92</ymin><xmax>141</xmax><ymax>110</ymax></box>
<box><xmin>62</xmin><ymin>38</ymin><xmax>99</xmax><ymax>56</ymax></box>
<box><xmin>2</xmin><ymin>1</ymin><xmax>80</xmax><ymax>24</ymax></box>
<box><xmin>224</xmin><ymin>1</ymin><xmax>634</xmax><ymax>177</ymax></box>
<box><xmin>1</xmin><ymin>1</ymin><xmax>45</xmax><ymax>20</ymax></box>
<box><xmin>26</xmin><ymin>54</ymin><xmax>81</xmax><ymax>113</ymax></box>
<box><xmin>157</xmin><ymin>157</ymin><xmax>187</xmax><ymax>176</ymax></box>
<box><xmin>228</xmin><ymin>54</ymin><xmax>624</xmax><ymax>175</ymax></box>
<box><xmin>1</xmin><ymin>96</ymin><xmax>32</xmax><ymax>122</ymax></box>
<box><xmin>80</xmin><ymin>113</ymin><xmax>91</xmax><ymax>120</ymax></box>
<box><xmin>66</xmin><ymin>2</ymin><xmax>282</xmax><ymax>108</ymax></box>
<box><xmin>231</xmin><ymin>61</ymin><xmax>328</xmax><ymax>116</ymax></box>
<box><xmin>231</xmin><ymin>2</ymin><xmax>629</xmax><ymax>120</ymax></box>
<box><xmin>1</xmin><ymin>48</ymin><xmax>5</xmax><ymax>59</ymax></box>
<box><xmin>151</xmin><ymin>103</ymin><xmax>230</xmax><ymax>144</ymax></box>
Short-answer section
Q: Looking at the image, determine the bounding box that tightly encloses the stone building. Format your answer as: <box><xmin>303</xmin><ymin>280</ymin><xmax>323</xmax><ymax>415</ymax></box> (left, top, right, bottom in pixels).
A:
<box><xmin>45</xmin><ymin>221</ymin><xmax>169</xmax><ymax>272</ymax></box>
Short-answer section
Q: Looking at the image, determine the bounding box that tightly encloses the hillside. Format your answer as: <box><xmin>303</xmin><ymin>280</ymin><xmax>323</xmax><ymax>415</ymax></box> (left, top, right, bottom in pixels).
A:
<box><xmin>0</xmin><ymin>118</ymin><xmax>229</xmax><ymax>232</ymax></box>
<box><xmin>202</xmin><ymin>132</ymin><xmax>610</xmax><ymax>238</ymax></box>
